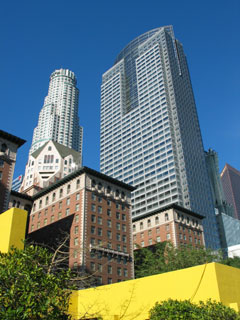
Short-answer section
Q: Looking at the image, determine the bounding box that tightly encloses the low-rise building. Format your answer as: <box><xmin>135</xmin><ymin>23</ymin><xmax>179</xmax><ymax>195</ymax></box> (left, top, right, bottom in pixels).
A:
<box><xmin>28</xmin><ymin>166</ymin><xmax>135</xmax><ymax>285</ymax></box>
<box><xmin>132</xmin><ymin>204</ymin><xmax>204</xmax><ymax>249</ymax></box>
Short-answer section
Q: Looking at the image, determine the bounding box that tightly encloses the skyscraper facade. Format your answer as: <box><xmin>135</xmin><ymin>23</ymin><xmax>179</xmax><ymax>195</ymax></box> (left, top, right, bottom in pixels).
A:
<box><xmin>221</xmin><ymin>164</ymin><xmax>240</xmax><ymax>220</ymax></box>
<box><xmin>30</xmin><ymin>69</ymin><xmax>83</xmax><ymax>157</ymax></box>
<box><xmin>100</xmin><ymin>26</ymin><xmax>220</xmax><ymax>248</ymax></box>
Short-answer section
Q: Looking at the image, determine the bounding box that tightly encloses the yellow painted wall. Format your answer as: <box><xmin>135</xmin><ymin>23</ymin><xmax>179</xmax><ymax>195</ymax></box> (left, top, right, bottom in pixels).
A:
<box><xmin>69</xmin><ymin>262</ymin><xmax>240</xmax><ymax>320</ymax></box>
<box><xmin>0</xmin><ymin>208</ymin><xmax>27</xmax><ymax>252</ymax></box>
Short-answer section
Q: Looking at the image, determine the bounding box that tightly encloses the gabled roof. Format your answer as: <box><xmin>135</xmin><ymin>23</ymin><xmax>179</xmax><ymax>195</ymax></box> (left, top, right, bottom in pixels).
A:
<box><xmin>31</xmin><ymin>140</ymin><xmax>81</xmax><ymax>163</ymax></box>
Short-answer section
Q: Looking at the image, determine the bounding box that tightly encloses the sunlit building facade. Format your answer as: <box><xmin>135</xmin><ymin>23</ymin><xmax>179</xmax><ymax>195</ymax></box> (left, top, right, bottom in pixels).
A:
<box><xmin>30</xmin><ymin>69</ymin><xmax>83</xmax><ymax>157</ymax></box>
<box><xmin>100</xmin><ymin>26</ymin><xmax>220</xmax><ymax>248</ymax></box>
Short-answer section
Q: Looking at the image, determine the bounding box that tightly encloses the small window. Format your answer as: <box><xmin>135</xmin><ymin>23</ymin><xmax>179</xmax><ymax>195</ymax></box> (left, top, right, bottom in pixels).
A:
<box><xmin>52</xmin><ymin>193</ymin><xmax>56</xmax><ymax>202</ymax></box>
<box><xmin>165</xmin><ymin>213</ymin><xmax>169</xmax><ymax>221</ymax></box>
<box><xmin>67</xmin><ymin>184</ymin><xmax>71</xmax><ymax>194</ymax></box>
<box><xmin>1</xmin><ymin>143</ymin><xmax>7</xmax><ymax>153</ymax></box>
<box><xmin>155</xmin><ymin>216</ymin><xmax>159</xmax><ymax>224</ymax></box>
<box><xmin>76</xmin><ymin>179</ymin><xmax>80</xmax><ymax>188</ymax></box>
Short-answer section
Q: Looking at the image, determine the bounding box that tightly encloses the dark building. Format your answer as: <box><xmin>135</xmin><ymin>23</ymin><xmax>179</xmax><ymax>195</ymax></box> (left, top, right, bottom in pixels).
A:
<box><xmin>221</xmin><ymin>164</ymin><xmax>240</xmax><ymax>220</ymax></box>
<box><xmin>0</xmin><ymin>130</ymin><xmax>25</xmax><ymax>213</ymax></box>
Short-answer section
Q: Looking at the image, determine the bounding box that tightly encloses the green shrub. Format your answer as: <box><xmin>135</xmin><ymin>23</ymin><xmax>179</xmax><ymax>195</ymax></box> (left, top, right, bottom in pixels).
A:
<box><xmin>149</xmin><ymin>299</ymin><xmax>240</xmax><ymax>320</ymax></box>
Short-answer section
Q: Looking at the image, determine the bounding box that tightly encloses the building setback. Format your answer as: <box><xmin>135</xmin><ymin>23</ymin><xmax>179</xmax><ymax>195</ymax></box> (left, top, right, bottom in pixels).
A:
<box><xmin>28</xmin><ymin>166</ymin><xmax>135</xmax><ymax>285</ymax></box>
<box><xmin>0</xmin><ymin>130</ymin><xmax>25</xmax><ymax>213</ymax></box>
<box><xmin>100</xmin><ymin>26</ymin><xmax>220</xmax><ymax>249</ymax></box>
<box><xmin>132</xmin><ymin>204</ymin><xmax>204</xmax><ymax>249</ymax></box>
<box><xmin>221</xmin><ymin>164</ymin><xmax>240</xmax><ymax>221</ymax></box>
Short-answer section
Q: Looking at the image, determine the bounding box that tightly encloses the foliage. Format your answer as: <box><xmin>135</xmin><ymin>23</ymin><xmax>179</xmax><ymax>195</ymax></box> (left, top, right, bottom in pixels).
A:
<box><xmin>149</xmin><ymin>299</ymin><xmax>240</xmax><ymax>320</ymax></box>
<box><xmin>134</xmin><ymin>242</ymin><xmax>222</xmax><ymax>278</ymax></box>
<box><xmin>0</xmin><ymin>245</ymin><xmax>74</xmax><ymax>319</ymax></box>
<box><xmin>221</xmin><ymin>256</ymin><xmax>240</xmax><ymax>269</ymax></box>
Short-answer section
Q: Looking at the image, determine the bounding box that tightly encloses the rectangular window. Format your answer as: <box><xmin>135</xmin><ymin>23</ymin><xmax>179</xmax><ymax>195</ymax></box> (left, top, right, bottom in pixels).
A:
<box><xmin>98</xmin><ymin>228</ymin><xmax>102</xmax><ymax>236</ymax></box>
<box><xmin>91</xmin><ymin>226</ymin><xmax>96</xmax><ymax>234</ymax></box>
<box><xmin>107</xmin><ymin>220</ymin><xmax>112</xmax><ymax>227</ymax></box>
<box><xmin>75</xmin><ymin>214</ymin><xmax>79</xmax><ymax>223</ymax></box>
<box><xmin>98</xmin><ymin>206</ymin><xmax>102</xmax><ymax>214</ymax></box>
<box><xmin>122</xmin><ymin>214</ymin><xmax>126</xmax><ymax>221</ymax></box>
<box><xmin>107</xmin><ymin>230</ymin><xmax>112</xmax><ymax>239</ymax></box>
<box><xmin>59</xmin><ymin>201</ymin><xmax>62</xmax><ymax>209</ymax></box>
<box><xmin>91</xmin><ymin>204</ymin><xmax>96</xmax><ymax>212</ymax></box>
<box><xmin>116</xmin><ymin>222</ymin><xmax>120</xmax><ymax>230</ymax></box>
<box><xmin>116</xmin><ymin>233</ymin><xmax>121</xmax><ymax>241</ymax></box>
<box><xmin>76</xmin><ymin>193</ymin><xmax>80</xmax><ymax>200</ymax></box>
<box><xmin>98</xmin><ymin>216</ymin><xmax>102</xmax><ymax>225</ymax></box>
<box><xmin>91</xmin><ymin>215</ymin><xmax>96</xmax><ymax>223</ymax></box>
<box><xmin>74</xmin><ymin>238</ymin><xmax>78</xmax><ymax>246</ymax></box>
<box><xmin>122</xmin><ymin>235</ymin><xmax>127</xmax><ymax>243</ymax></box>
<box><xmin>117</xmin><ymin>267</ymin><xmax>122</xmax><ymax>276</ymax></box>
<box><xmin>66</xmin><ymin>198</ymin><xmax>70</xmax><ymax>205</ymax></box>
<box><xmin>74</xmin><ymin>226</ymin><xmax>79</xmax><ymax>234</ymax></box>
<box><xmin>91</xmin><ymin>193</ymin><xmax>96</xmax><ymax>201</ymax></box>
<box><xmin>116</xmin><ymin>212</ymin><xmax>120</xmax><ymax>219</ymax></box>
<box><xmin>108</xmin><ymin>265</ymin><xmax>112</xmax><ymax>274</ymax></box>
<box><xmin>107</xmin><ymin>209</ymin><xmax>111</xmax><ymax>217</ymax></box>
<box><xmin>66</xmin><ymin>208</ymin><xmax>70</xmax><ymax>216</ymax></box>
<box><xmin>124</xmin><ymin>268</ymin><xmax>128</xmax><ymax>277</ymax></box>
<box><xmin>122</xmin><ymin>224</ymin><xmax>126</xmax><ymax>232</ymax></box>
<box><xmin>75</xmin><ymin>203</ymin><xmax>80</xmax><ymax>211</ymax></box>
<box><xmin>50</xmin><ymin>215</ymin><xmax>54</xmax><ymax>223</ymax></box>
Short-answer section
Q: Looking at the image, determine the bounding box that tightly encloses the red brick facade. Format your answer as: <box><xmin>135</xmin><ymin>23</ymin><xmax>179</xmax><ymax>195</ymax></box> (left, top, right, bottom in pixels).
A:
<box><xmin>28</xmin><ymin>167</ymin><xmax>134</xmax><ymax>285</ymax></box>
<box><xmin>133</xmin><ymin>205</ymin><xmax>204</xmax><ymax>249</ymax></box>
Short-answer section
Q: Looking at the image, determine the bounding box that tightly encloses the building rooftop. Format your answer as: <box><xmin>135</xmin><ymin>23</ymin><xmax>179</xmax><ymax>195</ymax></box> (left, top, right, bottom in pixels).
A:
<box><xmin>0</xmin><ymin>130</ymin><xmax>26</xmax><ymax>147</ymax></box>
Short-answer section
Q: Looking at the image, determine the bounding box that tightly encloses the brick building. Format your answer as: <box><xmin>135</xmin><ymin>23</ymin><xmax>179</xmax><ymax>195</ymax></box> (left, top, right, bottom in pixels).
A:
<box><xmin>132</xmin><ymin>204</ymin><xmax>204</xmax><ymax>249</ymax></box>
<box><xmin>0</xmin><ymin>130</ymin><xmax>25</xmax><ymax>213</ymax></box>
<box><xmin>28</xmin><ymin>166</ymin><xmax>135</xmax><ymax>285</ymax></box>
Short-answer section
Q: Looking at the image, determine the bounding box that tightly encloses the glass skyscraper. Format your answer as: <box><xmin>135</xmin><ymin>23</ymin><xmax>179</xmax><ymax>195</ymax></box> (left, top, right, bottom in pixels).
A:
<box><xmin>30</xmin><ymin>69</ymin><xmax>83</xmax><ymax>157</ymax></box>
<box><xmin>100</xmin><ymin>26</ymin><xmax>220</xmax><ymax>248</ymax></box>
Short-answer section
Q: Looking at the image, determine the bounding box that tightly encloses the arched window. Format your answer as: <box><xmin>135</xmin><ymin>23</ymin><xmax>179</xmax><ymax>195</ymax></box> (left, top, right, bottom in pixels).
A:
<box><xmin>52</xmin><ymin>193</ymin><xmax>56</xmax><ymax>202</ymax></box>
<box><xmin>98</xmin><ymin>182</ymin><xmax>102</xmax><ymax>191</ymax></box>
<box><xmin>107</xmin><ymin>186</ymin><xmax>111</xmax><ymax>194</ymax></box>
<box><xmin>45</xmin><ymin>196</ymin><xmax>49</xmax><ymax>205</ymax></box>
<box><xmin>76</xmin><ymin>179</ymin><xmax>80</xmax><ymax>188</ymax></box>
<box><xmin>155</xmin><ymin>216</ymin><xmax>159</xmax><ymax>225</ymax></box>
<box><xmin>165</xmin><ymin>213</ymin><xmax>169</xmax><ymax>221</ymax></box>
<box><xmin>59</xmin><ymin>189</ymin><xmax>63</xmax><ymax>198</ymax></box>
<box><xmin>140</xmin><ymin>222</ymin><xmax>143</xmax><ymax>230</ymax></box>
<box><xmin>133</xmin><ymin>224</ymin><xmax>136</xmax><ymax>232</ymax></box>
<box><xmin>147</xmin><ymin>219</ymin><xmax>151</xmax><ymax>227</ymax></box>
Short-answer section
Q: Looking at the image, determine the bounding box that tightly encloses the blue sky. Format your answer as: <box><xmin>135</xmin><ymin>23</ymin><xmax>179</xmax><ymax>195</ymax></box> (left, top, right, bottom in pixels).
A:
<box><xmin>1</xmin><ymin>0</ymin><xmax>239</xmax><ymax>178</ymax></box>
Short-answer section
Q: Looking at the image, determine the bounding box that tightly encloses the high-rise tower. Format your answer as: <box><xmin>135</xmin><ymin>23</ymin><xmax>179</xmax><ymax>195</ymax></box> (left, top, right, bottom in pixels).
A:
<box><xmin>30</xmin><ymin>69</ymin><xmax>83</xmax><ymax>156</ymax></box>
<box><xmin>100</xmin><ymin>26</ymin><xmax>220</xmax><ymax>248</ymax></box>
<box><xmin>20</xmin><ymin>69</ymin><xmax>83</xmax><ymax>195</ymax></box>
